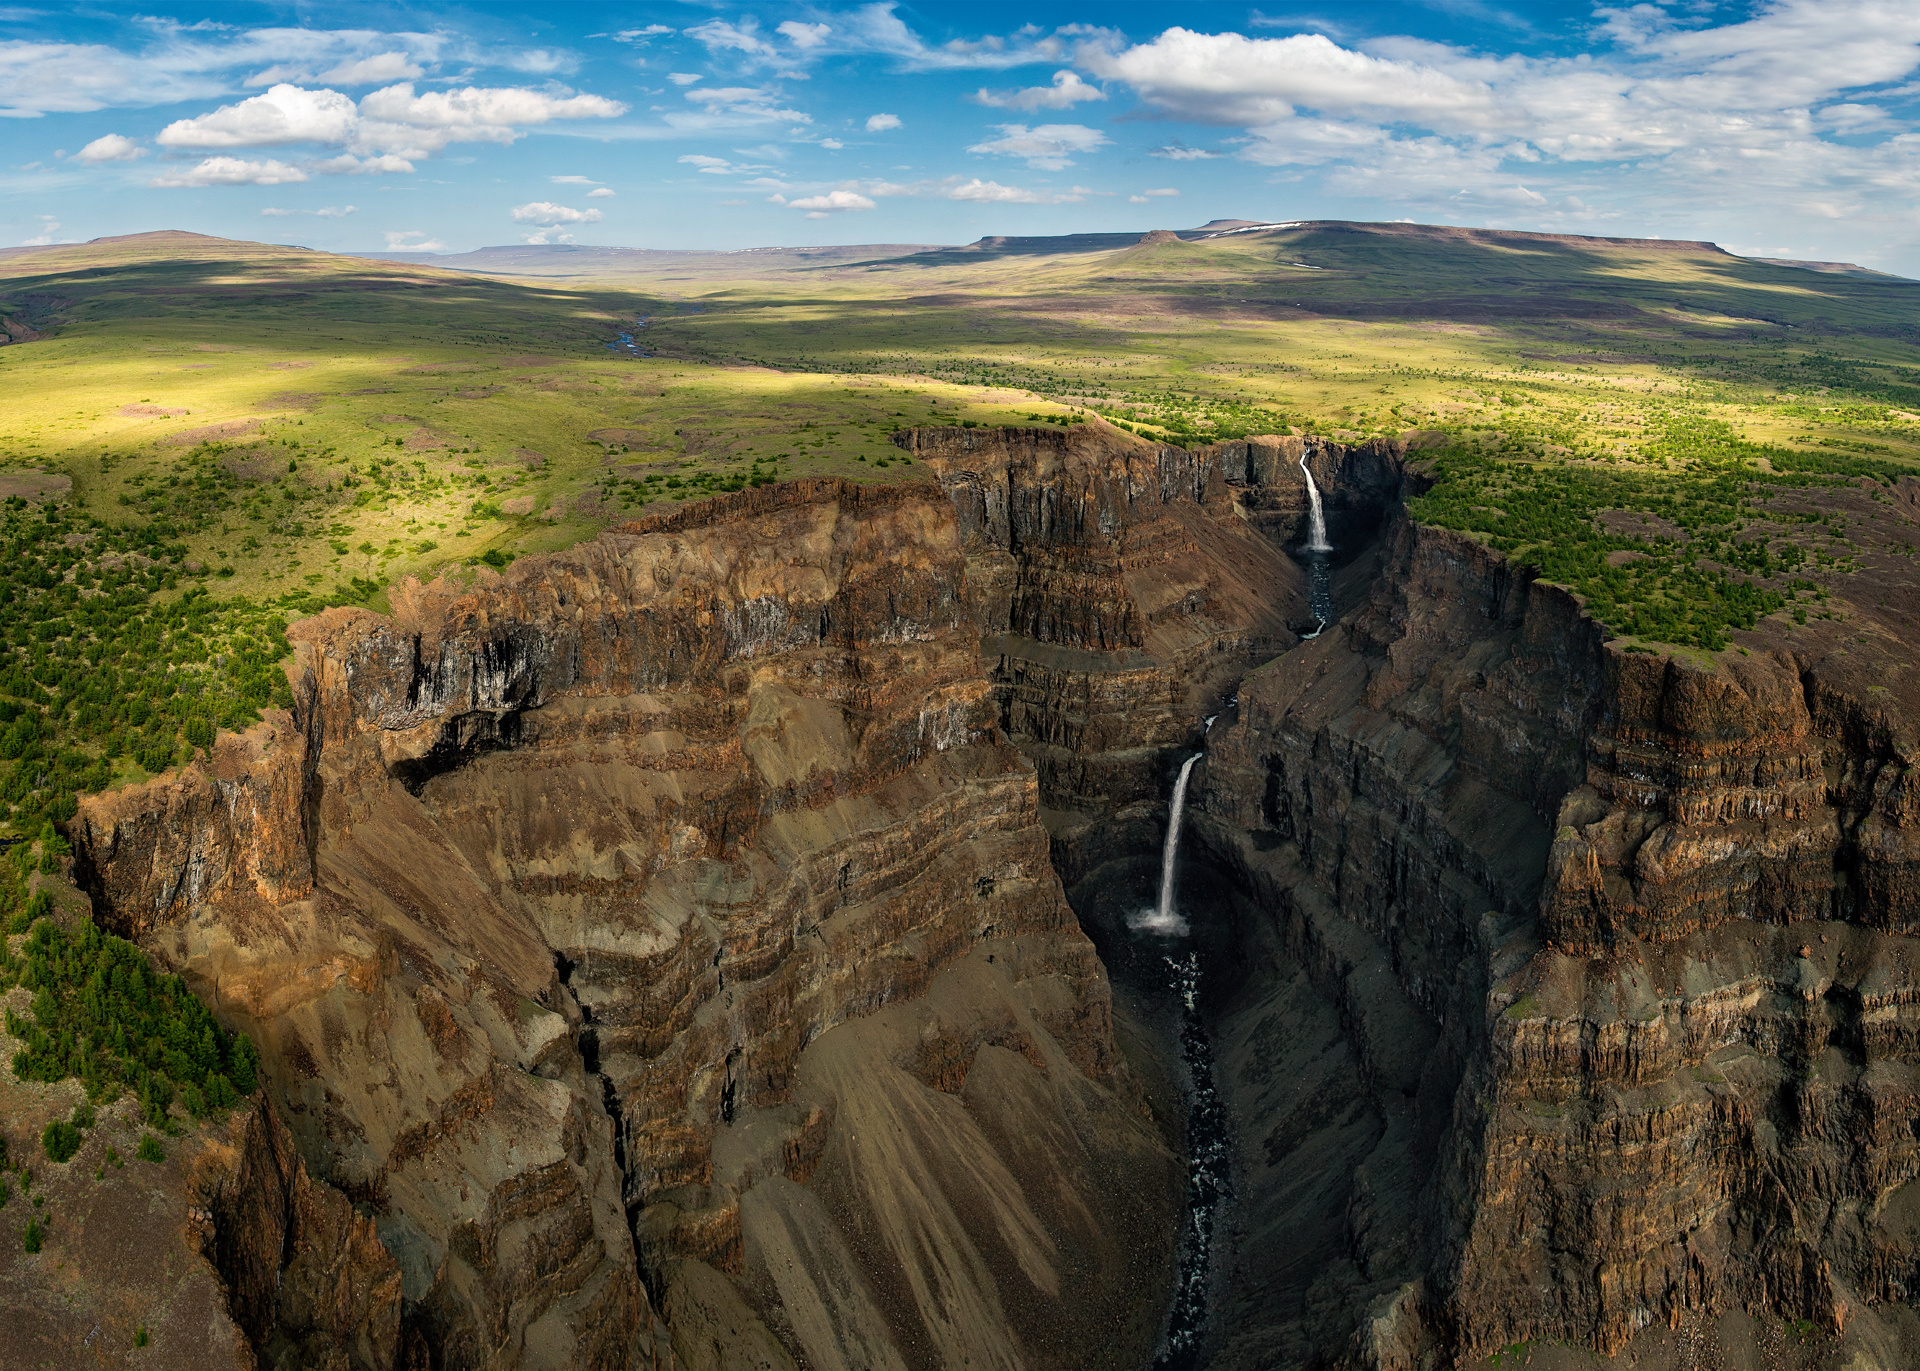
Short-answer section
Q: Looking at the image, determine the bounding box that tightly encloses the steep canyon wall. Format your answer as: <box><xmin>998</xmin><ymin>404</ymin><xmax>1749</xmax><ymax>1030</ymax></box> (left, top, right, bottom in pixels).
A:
<box><xmin>896</xmin><ymin>422</ymin><xmax>1404</xmax><ymax>879</ymax></box>
<box><xmin>72</xmin><ymin>471</ymin><xmax>1186</xmax><ymax>1371</ymax></box>
<box><xmin>64</xmin><ymin>422</ymin><xmax>1920</xmax><ymax>1370</ymax></box>
<box><xmin>1189</xmin><ymin>471</ymin><xmax>1920</xmax><ymax>1367</ymax></box>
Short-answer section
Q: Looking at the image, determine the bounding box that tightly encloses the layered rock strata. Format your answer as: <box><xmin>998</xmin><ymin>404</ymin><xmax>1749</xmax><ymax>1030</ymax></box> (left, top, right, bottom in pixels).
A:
<box><xmin>73</xmin><ymin>471</ymin><xmax>1176</xmax><ymax>1370</ymax></box>
<box><xmin>1187</xmin><ymin>469</ymin><xmax>1920</xmax><ymax>1367</ymax></box>
<box><xmin>192</xmin><ymin>1095</ymin><xmax>412</xmax><ymax>1371</ymax></box>
<box><xmin>897</xmin><ymin>422</ymin><xmax>1403</xmax><ymax>878</ymax></box>
<box><xmin>71</xmin><ymin>422</ymin><xmax>1920</xmax><ymax>1370</ymax></box>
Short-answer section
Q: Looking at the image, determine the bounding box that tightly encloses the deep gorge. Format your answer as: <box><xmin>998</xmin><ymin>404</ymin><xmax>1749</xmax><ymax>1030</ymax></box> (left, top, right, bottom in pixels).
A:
<box><xmin>64</xmin><ymin>420</ymin><xmax>1920</xmax><ymax>1369</ymax></box>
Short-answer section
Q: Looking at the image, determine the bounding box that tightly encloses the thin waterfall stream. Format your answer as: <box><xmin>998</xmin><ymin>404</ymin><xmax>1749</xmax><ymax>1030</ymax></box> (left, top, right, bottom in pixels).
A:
<box><xmin>1144</xmin><ymin>754</ymin><xmax>1200</xmax><ymax>935</ymax></box>
<box><xmin>1298</xmin><ymin>452</ymin><xmax>1334</xmax><ymax>639</ymax></box>
<box><xmin>1127</xmin><ymin>735</ymin><xmax>1231</xmax><ymax>1370</ymax></box>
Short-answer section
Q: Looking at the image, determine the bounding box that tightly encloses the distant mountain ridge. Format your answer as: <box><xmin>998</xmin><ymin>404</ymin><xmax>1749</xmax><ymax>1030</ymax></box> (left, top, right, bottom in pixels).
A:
<box><xmin>1</xmin><ymin>223</ymin><xmax>1909</xmax><ymax>284</ymax></box>
<box><xmin>346</xmin><ymin>218</ymin><xmax>1749</xmax><ymax>273</ymax></box>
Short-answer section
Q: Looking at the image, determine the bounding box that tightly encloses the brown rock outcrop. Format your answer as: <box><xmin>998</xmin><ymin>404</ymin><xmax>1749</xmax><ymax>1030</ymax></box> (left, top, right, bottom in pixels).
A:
<box><xmin>898</xmin><ymin>422</ymin><xmax>1403</xmax><ymax>875</ymax></box>
<box><xmin>74</xmin><ymin>469</ymin><xmax>1175</xmax><ymax>1370</ymax></box>
<box><xmin>1188</xmin><ymin>467</ymin><xmax>1920</xmax><ymax>1366</ymax></box>
<box><xmin>193</xmin><ymin>1095</ymin><xmax>408</xmax><ymax>1370</ymax></box>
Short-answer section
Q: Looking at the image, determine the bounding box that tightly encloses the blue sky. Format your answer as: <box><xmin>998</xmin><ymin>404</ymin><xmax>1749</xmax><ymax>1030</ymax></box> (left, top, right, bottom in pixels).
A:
<box><xmin>4</xmin><ymin>2</ymin><xmax>1920</xmax><ymax>270</ymax></box>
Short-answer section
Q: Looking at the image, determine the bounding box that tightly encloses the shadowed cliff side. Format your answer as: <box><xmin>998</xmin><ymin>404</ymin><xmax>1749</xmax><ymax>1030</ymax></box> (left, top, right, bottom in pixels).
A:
<box><xmin>1191</xmin><ymin>462</ymin><xmax>1920</xmax><ymax>1368</ymax></box>
<box><xmin>895</xmin><ymin>420</ymin><xmax>1406</xmax><ymax>879</ymax></box>
<box><xmin>1191</xmin><ymin>513</ymin><xmax>1607</xmax><ymax>1369</ymax></box>
<box><xmin>72</xmin><ymin>474</ymin><xmax>1176</xmax><ymax>1371</ymax></box>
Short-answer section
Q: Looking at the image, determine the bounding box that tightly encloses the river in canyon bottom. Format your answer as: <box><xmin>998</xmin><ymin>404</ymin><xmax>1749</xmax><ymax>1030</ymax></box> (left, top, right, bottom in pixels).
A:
<box><xmin>1070</xmin><ymin>849</ymin><xmax>1253</xmax><ymax>1370</ymax></box>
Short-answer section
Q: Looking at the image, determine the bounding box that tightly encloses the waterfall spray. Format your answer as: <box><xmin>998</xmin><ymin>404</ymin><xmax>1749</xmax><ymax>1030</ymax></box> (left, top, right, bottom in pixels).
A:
<box><xmin>1299</xmin><ymin>451</ymin><xmax>1332</xmax><ymax>553</ymax></box>
<box><xmin>1298</xmin><ymin>451</ymin><xmax>1334</xmax><ymax>639</ymax></box>
<box><xmin>1128</xmin><ymin>753</ymin><xmax>1202</xmax><ymax>938</ymax></box>
<box><xmin>1156</xmin><ymin>754</ymin><xmax>1200</xmax><ymax>927</ymax></box>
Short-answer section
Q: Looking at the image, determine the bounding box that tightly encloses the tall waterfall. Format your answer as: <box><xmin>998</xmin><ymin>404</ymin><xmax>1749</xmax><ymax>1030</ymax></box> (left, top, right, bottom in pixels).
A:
<box><xmin>1299</xmin><ymin>451</ymin><xmax>1332</xmax><ymax>553</ymax></box>
<box><xmin>1149</xmin><ymin>754</ymin><xmax>1201</xmax><ymax>931</ymax></box>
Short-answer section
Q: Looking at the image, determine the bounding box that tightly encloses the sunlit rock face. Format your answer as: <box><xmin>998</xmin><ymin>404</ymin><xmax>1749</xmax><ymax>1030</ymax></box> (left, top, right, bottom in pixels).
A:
<box><xmin>76</xmin><ymin>471</ymin><xmax>1176</xmax><ymax>1371</ymax></box>
<box><xmin>76</xmin><ymin>426</ymin><xmax>1920</xmax><ymax>1370</ymax></box>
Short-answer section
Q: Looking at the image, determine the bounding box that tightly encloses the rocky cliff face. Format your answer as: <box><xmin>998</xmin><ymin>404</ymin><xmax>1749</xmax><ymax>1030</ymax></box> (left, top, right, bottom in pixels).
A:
<box><xmin>896</xmin><ymin>422</ymin><xmax>1403</xmax><ymax>879</ymax></box>
<box><xmin>1187</xmin><ymin>511</ymin><xmax>1606</xmax><ymax>1368</ymax></box>
<box><xmin>70</xmin><ymin>424</ymin><xmax>1920</xmax><ymax>1370</ymax></box>
<box><xmin>73</xmin><ymin>472</ymin><xmax>1175</xmax><ymax>1371</ymax></box>
<box><xmin>1187</xmin><ymin>467</ymin><xmax>1920</xmax><ymax>1367</ymax></box>
<box><xmin>191</xmin><ymin>1094</ymin><xmax>411</xmax><ymax>1370</ymax></box>
<box><xmin>1451</xmin><ymin>478</ymin><xmax>1920</xmax><ymax>1361</ymax></box>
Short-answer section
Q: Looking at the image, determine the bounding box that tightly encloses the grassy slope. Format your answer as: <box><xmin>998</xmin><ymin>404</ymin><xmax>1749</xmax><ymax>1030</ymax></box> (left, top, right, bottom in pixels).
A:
<box><xmin>0</xmin><ymin>222</ymin><xmax>1916</xmax><ymax>834</ymax></box>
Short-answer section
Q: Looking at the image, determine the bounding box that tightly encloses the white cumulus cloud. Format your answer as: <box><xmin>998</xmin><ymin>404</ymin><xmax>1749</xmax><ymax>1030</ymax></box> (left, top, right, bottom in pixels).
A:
<box><xmin>973</xmin><ymin>70</ymin><xmax>1106</xmax><ymax>111</ymax></box>
<box><xmin>306</xmin><ymin>153</ymin><xmax>415</xmax><ymax>174</ymax></box>
<box><xmin>943</xmin><ymin>177</ymin><xmax>1084</xmax><ymax>204</ymax></box>
<box><xmin>150</xmin><ymin>156</ymin><xmax>309</xmax><ymax>187</ymax></box>
<box><xmin>158</xmin><ymin>84</ymin><xmax>359</xmax><ymax>148</ymax></box>
<box><xmin>1085</xmin><ymin>29</ymin><xmax>1493</xmax><ymax>128</ymax></box>
<box><xmin>261</xmin><ymin>204</ymin><xmax>356</xmax><ymax>217</ymax></box>
<box><xmin>587</xmin><ymin>186</ymin><xmax>615</xmax><ymax>197</ymax></box>
<box><xmin>966</xmin><ymin>122</ymin><xmax>1109</xmax><ymax>171</ymax></box>
<box><xmin>357</xmin><ymin>83</ymin><xmax>626</xmax><ymax>155</ymax></box>
<box><xmin>75</xmin><ymin>133</ymin><xmax>146</xmax><ymax>163</ymax></box>
<box><xmin>866</xmin><ymin>112</ymin><xmax>902</xmax><ymax>132</ymax></box>
<box><xmin>152</xmin><ymin>80</ymin><xmax>625</xmax><ymax>165</ymax></box>
<box><xmin>383</xmin><ymin>229</ymin><xmax>446</xmax><ymax>250</ymax></box>
<box><xmin>784</xmin><ymin>189</ymin><xmax>876</xmax><ymax>214</ymax></box>
<box><xmin>509</xmin><ymin>201</ymin><xmax>604</xmax><ymax>225</ymax></box>
<box><xmin>778</xmin><ymin>22</ymin><xmax>833</xmax><ymax>50</ymax></box>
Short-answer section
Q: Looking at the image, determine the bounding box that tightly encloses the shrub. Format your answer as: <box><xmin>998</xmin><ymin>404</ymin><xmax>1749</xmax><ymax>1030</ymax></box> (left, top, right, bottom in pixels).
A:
<box><xmin>23</xmin><ymin>1215</ymin><xmax>42</xmax><ymax>1252</ymax></box>
<box><xmin>7</xmin><ymin>918</ymin><xmax>261</xmax><ymax>1123</ymax></box>
<box><xmin>134</xmin><ymin>1327</ymin><xmax>148</xmax><ymax>1348</ymax></box>
<box><xmin>41</xmin><ymin>1120</ymin><xmax>80</xmax><ymax>1163</ymax></box>
<box><xmin>204</xmin><ymin>1073</ymin><xmax>238</xmax><ymax>1112</ymax></box>
<box><xmin>135</xmin><ymin>1134</ymin><xmax>165</xmax><ymax>1164</ymax></box>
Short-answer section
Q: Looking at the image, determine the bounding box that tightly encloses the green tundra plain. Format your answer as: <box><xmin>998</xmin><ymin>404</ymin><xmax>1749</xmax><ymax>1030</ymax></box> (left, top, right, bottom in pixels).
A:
<box><xmin>0</xmin><ymin>221</ymin><xmax>1915</xmax><ymax>846</ymax></box>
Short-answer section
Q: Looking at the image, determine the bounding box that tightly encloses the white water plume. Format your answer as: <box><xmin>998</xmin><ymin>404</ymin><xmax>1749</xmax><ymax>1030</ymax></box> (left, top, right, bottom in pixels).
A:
<box><xmin>1299</xmin><ymin>451</ymin><xmax>1332</xmax><ymax>553</ymax></box>
<box><xmin>1131</xmin><ymin>753</ymin><xmax>1201</xmax><ymax>938</ymax></box>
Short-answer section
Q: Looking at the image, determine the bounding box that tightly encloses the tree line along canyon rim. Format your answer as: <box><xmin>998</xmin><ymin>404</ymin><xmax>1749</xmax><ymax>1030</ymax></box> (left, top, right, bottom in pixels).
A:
<box><xmin>2</xmin><ymin>216</ymin><xmax>1920</xmax><ymax>1371</ymax></box>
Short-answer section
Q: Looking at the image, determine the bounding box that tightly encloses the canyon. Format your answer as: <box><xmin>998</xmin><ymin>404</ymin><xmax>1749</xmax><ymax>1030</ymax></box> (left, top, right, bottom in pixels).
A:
<box><xmin>53</xmin><ymin>418</ymin><xmax>1920</xmax><ymax>1369</ymax></box>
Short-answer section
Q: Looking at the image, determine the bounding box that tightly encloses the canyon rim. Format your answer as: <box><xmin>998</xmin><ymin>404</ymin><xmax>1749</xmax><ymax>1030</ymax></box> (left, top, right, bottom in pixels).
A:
<box><xmin>4</xmin><ymin>214</ymin><xmax>1920</xmax><ymax>1371</ymax></box>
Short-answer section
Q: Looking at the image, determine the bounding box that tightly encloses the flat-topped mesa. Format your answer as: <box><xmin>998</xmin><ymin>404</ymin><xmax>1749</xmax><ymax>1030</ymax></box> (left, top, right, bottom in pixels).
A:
<box><xmin>71</xmin><ymin>473</ymin><xmax>1174</xmax><ymax>1371</ymax></box>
